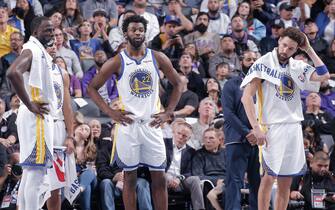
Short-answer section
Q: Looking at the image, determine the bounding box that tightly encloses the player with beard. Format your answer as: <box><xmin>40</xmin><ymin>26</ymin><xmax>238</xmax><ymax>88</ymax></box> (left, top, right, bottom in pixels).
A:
<box><xmin>7</xmin><ymin>16</ymin><xmax>57</xmax><ymax>210</ymax></box>
<box><xmin>241</xmin><ymin>27</ymin><xmax>330</xmax><ymax>210</ymax></box>
<box><xmin>87</xmin><ymin>15</ymin><xmax>182</xmax><ymax>210</ymax></box>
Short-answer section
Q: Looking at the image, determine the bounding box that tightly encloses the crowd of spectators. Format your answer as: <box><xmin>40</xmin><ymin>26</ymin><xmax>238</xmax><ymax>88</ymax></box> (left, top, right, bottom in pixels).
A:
<box><xmin>0</xmin><ymin>0</ymin><xmax>334</xmax><ymax>209</ymax></box>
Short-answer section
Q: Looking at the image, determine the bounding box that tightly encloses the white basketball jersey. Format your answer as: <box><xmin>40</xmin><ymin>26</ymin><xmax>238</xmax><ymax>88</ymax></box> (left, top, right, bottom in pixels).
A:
<box><xmin>257</xmin><ymin>65</ymin><xmax>304</xmax><ymax>125</ymax></box>
<box><xmin>117</xmin><ymin>49</ymin><xmax>161</xmax><ymax>119</ymax></box>
<box><xmin>51</xmin><ymin>64</ymin><xmax>64</xmax><ymax>120</ymax></box>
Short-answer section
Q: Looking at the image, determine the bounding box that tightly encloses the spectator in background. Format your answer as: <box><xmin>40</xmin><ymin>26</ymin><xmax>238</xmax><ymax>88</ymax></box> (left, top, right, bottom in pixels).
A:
<box><xmin>74</xmin><ymin>123</ymin><xmax>97</xmax><ymax>210</ymax></box>
<box><xmin>304</xmin><ymin>18</ymin><xmax>328</xmax><ymax>57</ymax></box>
<box><xmin>81</xmin><ymin>0</ymin><xmax>118</xmax><ymax>27</ymax></box>
<box><xmin>230</xmin><ymin>14</ymin><xmax>259</xmax><ymax>56</ymax></box>
<box><xmin>82</xmin><ymin>50</ymin><xmax>118</xmax><ymax>104</ymax></box>
<box><xmin>54</xmin><ymin>28</ymin><xmax>83</xmax><ymax>79</ymax></box>
<box><xmin>319</xmin><ymin>81</ymin><xmax>335</xmax><ymax>118</ymax></box>
<box><xmin>0</xmin><ymin>98</ymin><xmax>18</xmax><ymax>148</ymax></box>
<box><xmin>235</xmin><ymin>1</ymin><xmax>266</xmax><ymax>41</ymax></box>
<box><xmin>61</xmin><ymin>0</ymin><xmax>83</xmax><ymax>37</ymax></box>
<box><xmin>322</xmin><ymin>39</ymin><xmax>335</xmax><ymax>76</ymax></box>
<box><xmin>316</xmin><ymin>0</ymin><xmax>335</xmax><ymax>44</ymax></box>
<box><xmin>200</xmin><ymin>0</ymin><xmax>238</xmax><ymax>18</ymax></box>
<box><xmin>164</xmin><ymin>119</ymin><xmax>205</xmax><ymax>210</ymax></box>
<box><xmin>0</xmin><ymin>145</ymin><xmax>21</xmax><ymax>210</ymax></box>
<box><xmin>3</xmin><ymin>93</ymin><xmax>20</xmax><ymax>119</ymax></box>
<box><xmin>165</xmin><ymin>0</ymin><xmax>193</xmax><ymax>33</ymax></box>
<box><xmin>108</xmin><ymin>10</ymin><xmax>136</xmax><ymax>52</ymax></box>
<box><xmin>205</xmin><ymin>78</ymin><xmax>222</xmax><ymax>113</ymax></box>
<box><xmin>222</xmin><ymin>52</ymin><xmax>260</xmax><ymax>210</ymax></box>
<box><xmin>91</xmin><ymin>9</ymin><xmax>114</xmax><ymax>58</ymax></box>
<box><xmin>191</xmin><ymin>127</ymin><xmax>226</xmax><ymax>209</ymax></box>
<box><xmin>15</xmin><ymin>0</ymin><xmax>38</xmax><ymax>42</ymax></box>
<box><xmin>206</xmin><ymin>0</ymin><xmax>230</xmax><ymax>36</ymax></box>
<box><xmin>178</xmin><ymin>52</ymin><xmax>206</xmax><ymax>100</ymax></box>
<box><xmin>303</xmin><ymin>92</ymin><xmax>334</xmax><ymax>136</ymax></box>
<box><xmin>240</xmin><ymin>50</ymin><xmax>257</xmax><ymax>75</ymax></box>
<box><xmin>130</xmin><ymin>0</ymin><xmax>160</xmax><ymax>42</ymax></box>
<box><xmin>208</xmin><ymin>34</ymin><xmax>241</xmax><ymax>78</ymax></box>
<box><xmin>163</xmin><ymin>73</ymin><xmax>198</xmax><ymax>118</ymax></box>
<box><xmin>290</xmin><ymin>151</ymin><xmax>335</xmax><ymax>210</ymax></box>
<box><xmin>259</xmin><ymin>18</ymin><xmax>284</xmax><ymax>55</ymax></box>
<box><xmin>0</xmin><ymin>32</ymin><xmax>24</xmax><ymax>98</ymax></box>
<box><xmin>250</xmin><ymin>0</ymin><xmax>277</xmax><ymax>26</ymax></box>
<box><xmin>48</xmin><ymin>10</ymin><xmax>63</xmax><ymax>28</ymax></box>
<box><xmin>215</xmin><ymin>62</ymin><xmax>230</xmax><ymax>90</ymax></box>
<box><xmin>189</xmin><ymin>98</ymin><xmax>216</xmax><ymax>150</ymax></box>
<box><xmin>54</xmin><ymin>56</ymin><xmax>82</xmax><ymax>98</ymax></box>
<box><xmin>183</xmin><ymin>43</ymin><xmax>207</xmax><ymax>78</ymax></box>
<box><xmin>279</xmin><ymin>2</ymin><xmax>299</xmax><ymax>28</ymax></box>
<box><xmin>0</xmin><ymin>3</ymin><xmax>19</xmax><ymax>57</ymax></box>
<box><xmin>70</xmin><ymin>20</ymin><xmax>102</xmax><ymax>72</ymax></box>
<box><xmin>150</xmin><ymin>15</ymin><xmax>184</xmax><ymax>67</ymax></box>
<box><xmin>302</xmin><ymin>121</ymin><xmax>329</xmax><ymax>154</ymax></box>
<box><xmin>184</xmin><ymin>12</ymin><xmax>221</xmax><ymax>58</ymax></box>
<box><xmin>92</xmin><ymin>9</ymin><xmax>112</xmax><ymax>41</ymax></box>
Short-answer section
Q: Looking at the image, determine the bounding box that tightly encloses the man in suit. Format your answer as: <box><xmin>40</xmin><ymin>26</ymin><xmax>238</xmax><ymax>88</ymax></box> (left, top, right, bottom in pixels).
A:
<box><xmin>164</xmin><ymin>119</ymin><xmax>205</xmax><ymax>210</ymax></box>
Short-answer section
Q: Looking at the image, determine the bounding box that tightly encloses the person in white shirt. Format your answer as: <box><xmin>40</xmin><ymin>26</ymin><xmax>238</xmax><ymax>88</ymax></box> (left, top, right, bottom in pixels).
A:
<box><xmin>206</xmin><ymin>0</ymin><xmax>230</xmax><ymax>36</ymax></box>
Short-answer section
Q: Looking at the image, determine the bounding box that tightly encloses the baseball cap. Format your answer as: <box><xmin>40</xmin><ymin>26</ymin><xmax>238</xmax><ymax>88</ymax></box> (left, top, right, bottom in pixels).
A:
<box><xmin>93</xmin><ymin>9</ymin><xmax>108</xmax><ymax>17</ymax></box>
<box><xmin>270</xmin><ymin>18</ymin><xmax>285</xmax><ymax>28</ymax></box>
<box><xmin>164</xmin><ymin>15</ymin><xmax>181</xmax><ymax>25</ymax></box>
<box><xmin>0</xmin><ymin>2</ymin><xmax>8</xmax><ymax>9</ymax></box>
<box><xmin>279</xmin><ymin>2</ymin><xmax>295</xmax><ymax>11</ymax></box>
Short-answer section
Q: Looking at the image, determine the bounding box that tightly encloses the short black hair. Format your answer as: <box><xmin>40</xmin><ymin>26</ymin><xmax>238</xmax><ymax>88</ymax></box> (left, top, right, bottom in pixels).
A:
<box><xmin>196</xmin><ymin>12</ymin><xmax>209</xmax><ymax>21</ymax></box>
<box><xmin>31</xmin><ymin>16</ymin><xmax>50</xmax><ymax>34</ymax></box>
<box><xmin>216</xmin><ymin>62</ymin><xmax>229</xmax><ymax>71</ymax></box>
<box><xmin>122</xmin><ymin>15</ymin><xmax>147</xmax><ymax>34</ymax></box>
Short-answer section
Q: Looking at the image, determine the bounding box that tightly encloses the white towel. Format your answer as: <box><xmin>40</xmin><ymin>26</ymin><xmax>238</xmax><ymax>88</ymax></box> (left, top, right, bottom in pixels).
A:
<box><xmin>241</xmin><ymin>48</ymin><xmax>320</xmax><ymax>92</ymax></box>
<box><xmin>22</xmin><ymin>36</ymin><xmax>58</xmax><ymax>115</ymax></box>
<box><xmin>63</xmin><ymin>153</ymin><xmax>81</xmax><ymax>204</ymax></box>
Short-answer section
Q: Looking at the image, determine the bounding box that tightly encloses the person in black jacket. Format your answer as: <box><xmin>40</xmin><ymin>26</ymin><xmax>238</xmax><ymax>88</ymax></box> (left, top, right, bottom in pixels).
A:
<box><xmin>165</xmin><ymin>119</ymin><xmax>205</xmax><ymax>210</ymax></box>
<box><xmin>290</xmin><ymin>151</ymin><xmax>335</xmax><ymax>210</ymax></box>
<box><xmin>96</xmin><ymin>133</ymin><xmax>153</xmax><ymax>210</ymax></box>
<box><xmin>222</xmin><ymin>50</ymin><xmax>260</xmax><ymax>210</ymax></box>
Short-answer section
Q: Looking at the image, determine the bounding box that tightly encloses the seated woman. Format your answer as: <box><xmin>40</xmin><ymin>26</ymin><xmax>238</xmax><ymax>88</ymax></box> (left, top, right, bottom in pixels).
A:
<box><xmin>74</xmin><ymin>123</ymin><xmax>97</xmax><ymax>210</ymax></box>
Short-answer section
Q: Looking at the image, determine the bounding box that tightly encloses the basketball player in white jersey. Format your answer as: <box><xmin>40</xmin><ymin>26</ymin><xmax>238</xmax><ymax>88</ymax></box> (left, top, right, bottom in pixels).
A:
<box><xmin>45</xmin><ymin>47</ymin><xmax>75</xmax><ymax>209</ymax></box>
<box><xmin>7</xmin><ymin>17</ymin><xmax>57</xmax><ymax>210</ymax></box>
<box><xmin>87</xmin><ymin>15</ymin><xmax>182</xmax><ymax>210</ymax></box>
<box><xmin>241</xmin><ymin>27</ymin><xmax>330</xmax><ymax>210</ymax></box>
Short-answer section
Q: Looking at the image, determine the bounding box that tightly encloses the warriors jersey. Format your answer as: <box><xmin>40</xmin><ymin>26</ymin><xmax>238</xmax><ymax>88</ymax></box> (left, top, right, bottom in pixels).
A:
<box><xmin>51</xmin><ymin>64</ymin><xmax>64</xmax><ymax>121</ymax></box>
<box><xmin>257</xmin><ymin>63</ymin><xmax>315</xmax><ymax>125</ymax></box>
<box><xmin>117</xmin><ymin>49</ymin><xmax>161</xmax><ymax>119</ymax></box>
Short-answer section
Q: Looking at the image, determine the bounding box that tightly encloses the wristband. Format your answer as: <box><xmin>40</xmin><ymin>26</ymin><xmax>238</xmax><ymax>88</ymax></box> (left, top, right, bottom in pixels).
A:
<box><xmin>315</xmin><ymin>65</ymin><xmax>328</xmax><ymax>76</ymax></box>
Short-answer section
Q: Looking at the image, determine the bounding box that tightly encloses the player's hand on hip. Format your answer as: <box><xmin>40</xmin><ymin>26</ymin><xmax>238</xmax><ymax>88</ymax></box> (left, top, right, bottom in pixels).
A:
<box><xmin>109</xmin><ymin>109</ymin><xmax>134</xmax><ymax>126</ymax></box>
<box><xmin>150</xmin><ymin>111</ymin><xmax>174</xmax><ymax>128</ymax></box>
<box><xmin>29</xmin><ymin>101</ymin><xmax>49</xmax><ymax>118</ymax></box>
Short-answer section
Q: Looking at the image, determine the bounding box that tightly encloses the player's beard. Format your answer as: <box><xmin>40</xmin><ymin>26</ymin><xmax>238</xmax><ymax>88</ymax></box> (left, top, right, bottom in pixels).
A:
<box><xmin>128</xmin><ymin>37</ymin><xmax>145</xmax><ymax>49</ymax></box>
<box><xmin>277</xmin><ymin>49</ymin><xmax>289</xmax><ymax>64</ymax></box>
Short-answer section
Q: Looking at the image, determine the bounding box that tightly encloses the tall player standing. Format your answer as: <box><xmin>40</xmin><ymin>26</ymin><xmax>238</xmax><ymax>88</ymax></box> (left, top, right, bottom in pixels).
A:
<box><xmin>87</xmin><ymin>15</ymin><xmax>182</xmax><ymax>210</ymax></box>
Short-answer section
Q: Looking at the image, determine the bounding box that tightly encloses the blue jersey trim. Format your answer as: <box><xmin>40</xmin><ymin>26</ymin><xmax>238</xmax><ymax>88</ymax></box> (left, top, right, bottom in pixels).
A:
<box><xmin>118</xmin><ymin>53</ymin><xmax>125</xmax><ymax>81</ymax></box>
<box><xmin>123</xmin><ymin>48</ymin><xmax>148</xmax><ymax>65</ymax></box>
<box><xmin>150</xmin><ymin>50</ymin><xmax>161</xmax><ymax>77</ymax></box>
<box><xmin>262</xmin><ymin>156</ymin><xmax>307</xmax><ymax>177</ymax></box>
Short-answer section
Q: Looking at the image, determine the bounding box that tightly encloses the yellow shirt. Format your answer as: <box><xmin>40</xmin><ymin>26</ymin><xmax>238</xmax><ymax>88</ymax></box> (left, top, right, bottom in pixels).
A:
<box><xmin>0</xmin><ymin>25</ymin><xmax>19</xmax><ymax>57</ymax></box>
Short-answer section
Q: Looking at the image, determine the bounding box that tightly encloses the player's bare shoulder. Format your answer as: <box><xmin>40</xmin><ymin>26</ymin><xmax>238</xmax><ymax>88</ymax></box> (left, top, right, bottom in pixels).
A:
<box><xmin>101</xmin><ymin>53</ymin><xmax>123</xmax><ymax>77</ymax></box>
